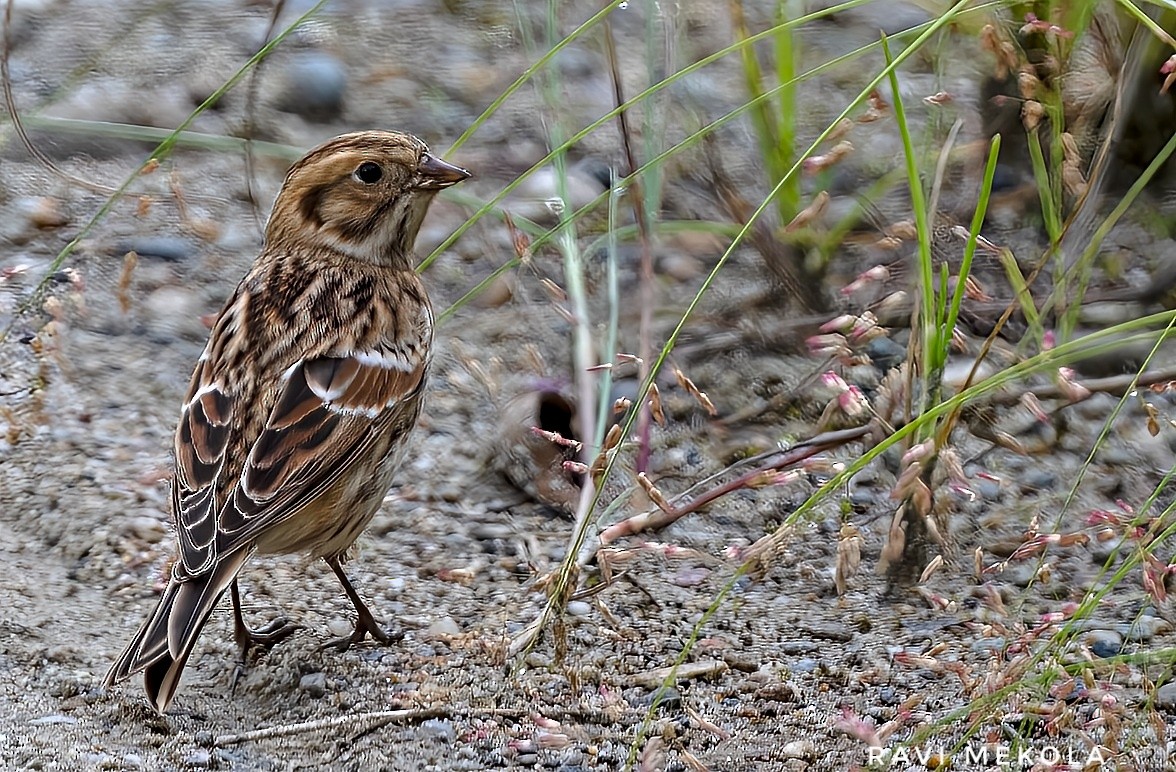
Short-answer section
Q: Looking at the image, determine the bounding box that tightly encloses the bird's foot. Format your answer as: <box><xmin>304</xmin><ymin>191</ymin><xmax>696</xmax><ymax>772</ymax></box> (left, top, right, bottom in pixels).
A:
<box><xmin>231</xmin><ymin>618</ymin><xmax>301</xmax><ymax>692</ymax></box>
<box><xmin>321</xmin><ymin>612</ymin><xmax>400</xmax><ymax>652</ymax></box>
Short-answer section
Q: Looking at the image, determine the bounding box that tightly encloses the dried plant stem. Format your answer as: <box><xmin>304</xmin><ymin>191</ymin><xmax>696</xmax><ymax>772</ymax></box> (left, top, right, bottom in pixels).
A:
<box><xmin>589</xmin><ymin>425</ymin><xmax>870</xmax><ymax>557</ymax></box>
<box><xmin>604</xmin><ymin>20</ymin><xmax>655</xmax><ymax>474</ymax></box>
<box><xmin>2</xmin><ymin>0</ymin><xmax>115</xmax><ymax>194</ymax></box>
<box><xmin>240</xmin><ymin>0</ymin><xmax>288</xmax><ymax>235</ymax></box>
<box><xmin>986</xmin><ymin>366</ymin><xmax>1176</xmax><ymax>406</ymax></box>
<box><xmin>214</xmin><ymin>705</ymin><xmax>620</xmax><ymax>746</ymax></box>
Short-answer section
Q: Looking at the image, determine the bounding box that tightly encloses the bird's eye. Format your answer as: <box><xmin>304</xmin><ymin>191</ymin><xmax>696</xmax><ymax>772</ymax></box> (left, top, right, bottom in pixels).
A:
<box><xmin>354</xmin><ymin>162</ymin><xmax>383</xmax><ymax>184</ymax></box>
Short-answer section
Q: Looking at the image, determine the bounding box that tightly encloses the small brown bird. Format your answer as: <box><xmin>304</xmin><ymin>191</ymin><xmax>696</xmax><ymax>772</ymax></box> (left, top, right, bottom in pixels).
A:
<box><xmin>105</xmin><ymin>130</ymin><xmax>469</xmax><ymax>713</ymax></box>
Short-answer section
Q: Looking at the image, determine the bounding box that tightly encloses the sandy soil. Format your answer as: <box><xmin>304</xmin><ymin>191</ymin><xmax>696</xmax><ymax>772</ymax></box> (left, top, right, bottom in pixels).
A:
<box><xmin>3</xmin><ymin>1</ymin><xmax>1176</xmax><ymax>770</ymax></box>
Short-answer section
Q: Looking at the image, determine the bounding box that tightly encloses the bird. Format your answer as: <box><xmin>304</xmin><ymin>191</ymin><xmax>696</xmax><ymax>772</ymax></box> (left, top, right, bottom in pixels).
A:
<box><xmin>105</xmin><ymin>130</ymin><xmax>470</xmax><ymax>713</ymax></box>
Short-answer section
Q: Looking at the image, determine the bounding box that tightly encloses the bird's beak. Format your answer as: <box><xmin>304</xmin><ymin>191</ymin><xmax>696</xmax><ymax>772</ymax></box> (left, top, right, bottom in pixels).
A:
<box><xmin>417</xmin><ymin>153</ymin><xmax>471</xmax><ymax>189</ymax></box>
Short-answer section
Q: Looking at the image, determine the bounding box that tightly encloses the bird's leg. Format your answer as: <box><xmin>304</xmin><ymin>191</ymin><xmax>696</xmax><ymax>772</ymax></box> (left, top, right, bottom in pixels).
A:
<box><xmin>230</xmin><ymin>580</ymin><xmax>300</xmax><ymax>661</ymax></box>
<box><xmin>322</xmin><ymin>555</ymin><xmax>399</xmax><ymax>651</ymax></box>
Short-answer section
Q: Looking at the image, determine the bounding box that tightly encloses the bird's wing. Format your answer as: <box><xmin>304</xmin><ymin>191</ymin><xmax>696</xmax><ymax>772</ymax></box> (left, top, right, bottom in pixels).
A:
<box><xmin>172</xmin><ymin>347</ymin><xmax>425</xmax><ymax>575</ymax></box>
<box><xmin>172</xmin><ymin>351</ymin><xmax>235</xmax><ymax>576</ymax></box>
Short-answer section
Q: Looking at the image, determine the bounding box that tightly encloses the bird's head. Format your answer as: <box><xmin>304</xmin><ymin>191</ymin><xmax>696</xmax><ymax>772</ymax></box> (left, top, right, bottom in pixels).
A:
<box><xmin>267</xmin><ymin>130</ymin><xmax>470</xmax><ymax>267</ymax></box>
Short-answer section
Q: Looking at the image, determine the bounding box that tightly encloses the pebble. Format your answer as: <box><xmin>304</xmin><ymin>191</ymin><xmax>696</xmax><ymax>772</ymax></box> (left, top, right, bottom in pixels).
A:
<box><xmin>848</xmin><ymin>485</ymin><xmax>879</xmax><ymax>508</ymax></box>
<box><xmin>183</xmin><ymin>750</ymin><xmax>212</xmax><ymax>768</ymax></box>
<box><xmin>28</xmin><ymin>715</ymin><xmax>77</xmax><ymax>725</ymax></box>
<box><xmin>326</xmin><ymin>618</ymin><xmax>353</xmax><ymax>638</ymax></box>
<box><xmin>1122</xmin><ymin>616</ymin><xmax>1170</xmax><ymax>642</ymax></box>
<box><xmin>639</xmin><ymin>685</ymin><xmax>681</xmax><ymax>711</ymax></box>
<box><xmin>999</xmin><ymin>562</ymin><xmax>1039</xmax><ymax>589</ymax></box>
<box><xmin>120</xmin><ymin>236</ymin><xmax>196</xmax><ymax>263</ymax></box>
<box><xmin>865</xmin><ymin>337</ymin><xmax>906</xmax><ymax>373</ymax></box>
<box><xmin>566</xmin><ymin>601</ymin><xmax>591</xmax><ymax>617</ymax></box>
<box><xmin>559</xmin><ymin>748</ymin><xmax>585</xmax><ymax>767</ymax></box>
<box><xmin>789</xmin><ymin>657</ymin><xmax>819</xmax><ymax>673</ymax></box>
<box><xmin>142</xmin><ymin>286</ymin><xmax>212</xmax><ymax>342</ymax></box>
<box><xmin>126</xmin><ymin>514</ymin><xmax>167</xmax><ymax>541</ymax></box>
<box><xmin>755</xmin><ymin>681</ymin><xmax>799</xmax><ymax>702</ymax></box>
<box><xmin>420</xmin><ymin>718</ymin><xmax>456</xmax><ymax>743</ymax></box>
<box><xmin>780</xmin><ymin>740</ymin><xmax>816</xmax><ymax>759</ymax></box>
<box><xmin>279</xmin><ymin>51</ymin><xmax>348</xmax><ymax>119</ymax></box>
<box><xmin>428</xmin><ymin>616</ymin><xmax>462</xmax><ymax>637</ymax></box>
<box><xmin>1083</xmin><ymin>629</ymin><xmax>1122</xmax><ymax>659</ymax></box>
<box><xmin>299</xmin><ymin>672</ymin><xmax>327</xmax><ymax>698</ymax></box>
<box><xmin>525</xmin><ymin>651</ymin><xmax>553</xmax><ymax>669</ymax></box>
<box><xmin>1018</xmin><ymin>469</ymin><xmax>1057</xmax><ymax>493</ymax></box>
<box><xmin>1155</xmin><ymin>682</ymin><xmax>1176</xmax><ymax>711</ymax></box>
<box><xmin>970</xmin><ymin>637</ymin><xmax>1005</xmax><ymax>656</ymax></box>
<box><xmin>17</xmin><ymin>196</ymin><xmax>69</xmax><ymax>229</ymax></box>
<box><xmin>505</xmin><ymin>162</ymin><xmax>608</xmax><ymax>223</ymax></box>
<box><xmin>1089</xmin><ymin>536</ymin><xmax>1124</xmax><ymax>566</ymax></box>
<box><xmin>469</xmin><ymin>522</ymin><xmax>514</xmax><ymax>541</ymax></box>
<box><xmin>672</xmin><ymin>566</ymin><xmax>710</xmax><ymax>587</ymax></box>
<box><xmin>974</xmin><ymin>475</ymin><xmax>1003</xmax><ymax>501</ymax></box>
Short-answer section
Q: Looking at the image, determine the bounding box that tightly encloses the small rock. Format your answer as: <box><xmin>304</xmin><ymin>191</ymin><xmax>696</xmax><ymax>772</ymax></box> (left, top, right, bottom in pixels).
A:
<box><xmin>28</xmin><ymin>714</ymin><xmax>77</xmax><ymax>726</ymax></box>
<box><xmin>974</xmin><ymin>476</ymin><xmax>1003</xmax><ymax>501</ymax></box>
<box><xmin>566</xmin><ymin>601</ymin><xmax>591</xmax><ymax>617</ymax></box>
<box><xmin>126</xmin><ymin>514</ymin><xmax>167</xmax><ymax>541</ymax></box>
<box><xmin>672</xmin><ymin>566</ymin><xmax>710</xmax><ymax>587</ymax></box>
<box><xmin>515</xmin><ymin>754</ymin><xmax>539</xmax><ymax>767</ymax></box>
<box><xmin>420</xmin><ymin>718</ymin><xmax>456</xmax><ymax>743</ymax></box>
<box><xmin>504</xmin><ymin>162</ymin><xmax>608</xmax><ymax>223</ymax></box>
<box><xmin>790</xmin><ymin>658</ymin><xmax>819</xmax><ymax>673</ymax></box>
<box><xmin>120</xmin><ymin>236</ymin><xmax>196</xmax><ymax>262</ymax></box>
<box><xmin>755</xmin><ymin>681</ymin><xmax>799</xmax><ymax>702</ymax></box>
<box><xmin>1083</xmin><ymin>629</ymin><xmax>1122</xmax><ymax>659</ymax></box>
<box><xmin>865</xmin><ymin>337</ymin><xmax>906</xmax><ymax>373</ymax></box>
<box><xmin>473</xmin><ymin>274</ymin><xmax>514</xmax><ymax>308</ymax></box>
<box><xmin>142</xmin><ymin>286</ymin><xmax>210</xmax><ymax>342</ymax></box>
<box><xmin>639</xmin><ymin>685</ymin><xmax>681</xmax><ymax>711</ymax></box>
<box><xmin>1089</xmin><ymin>536</ymin><xmax>1125</xmax><ymax>565</ymax></box>
<box><xmin>17</xmin><ymin>196</ymin><xmax>69</xmax><ymax>229</ymax></box>
<box><xmin>780</xmin><ymin>740</ymin><xmax>816</xmax><ymax>760</ymax></box>
<box><xmin>656</xmin><ymin>252</ymin><xmax>704</xmax><ymax>282</ymax></box>
<box><xmin>428</xmin><ymin>616</ymin><xmax>461</xmax><ymax>637</ymax></box>
<box><xmin>1123</xmin><ymin>615</ymin><xmax>1170</xmax><ymax>642</ymax></box>
<box><xmin>326</xmin><ymin>617</ymin><xmax>353</xmax><ymax>638</ymax></box>
<box><xmin>1156</xmin><ymin>682</ymin><xmax>1176</xmax><ymax>711</ymax></box>
<box><xmin>469</xmin><ymin>523</ymin><xmax>514</xmax><ymax>541</ymax></box>
<box><xmin>299</xmin><ymin>672</ymin><xmax>327</xmax><ymax>698</ymax></box>
<box><xmin>183</xmin><ymin>750</ymin><xmax>212</xmax><ymax>768</ymax></box>
<box><xmin>524</xmin><ymin>651</ymin><xmax>552</xmax><ymax>669</ymax></box>
<box><xmin>279</xmin><ymin>51</ymin><xmax>347</xmax><ymax>119</ymax></box>
<box><xmin>971</xmin><ymin>637</ymin><xmax>1006</xmax><ymax>656</ymax></box>
<box><xmin>1018</xmin><ymin>469</ymin><xmax>1057</xmax><ymax>493</ymax></box>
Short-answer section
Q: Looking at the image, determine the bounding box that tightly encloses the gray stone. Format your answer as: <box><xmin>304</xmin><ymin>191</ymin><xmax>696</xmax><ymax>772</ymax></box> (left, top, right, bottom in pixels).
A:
<box><xmin>299</xmin><ymin>672</ymin><xmax>327</xmax><ymax>698</ymax></box>
<box><xmin>1083</xmin><ymin>629</ymin><xmax>1123</xmax><ymax>659</ymax></box>
<box><xmin>120</xmin><ymin>236</ymin><xmax>196</xmax><ymax>263</ymax></box>
<box><xmin>279</xmin><ymin>52</ymin><xmax>347</xmax><ymax>119</ymax></box>
<box><xmin>421</xmin><ymin>718</ymin><xmax>456</xmax><ymax>743</ymax></box>
<box><xmin>1156</xmin><ymin>682</ymin><xmax>1176</xmax><ymax>711</ymax></box>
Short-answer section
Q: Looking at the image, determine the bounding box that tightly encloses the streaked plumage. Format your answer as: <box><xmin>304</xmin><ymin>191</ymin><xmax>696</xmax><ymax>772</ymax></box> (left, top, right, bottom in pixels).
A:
<box><xmin>106</xmin><ymin>130</ymin><xmax>469</xmax><ymax>713</ymax></box>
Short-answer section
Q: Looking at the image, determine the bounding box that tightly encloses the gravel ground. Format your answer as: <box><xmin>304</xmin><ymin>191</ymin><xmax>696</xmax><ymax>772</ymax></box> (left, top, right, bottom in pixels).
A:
<box><xmin>3</xmin><ymin>1</ymin><xmax>1176</xmax><ymax>770</ymax></box>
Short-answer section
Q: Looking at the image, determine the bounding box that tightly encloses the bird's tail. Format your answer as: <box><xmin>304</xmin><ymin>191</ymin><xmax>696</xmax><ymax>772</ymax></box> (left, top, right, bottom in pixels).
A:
<box><xmin>105</xmin><ymin>551</ymin><xmax>247</xmax><ymax>713</ymax></box>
